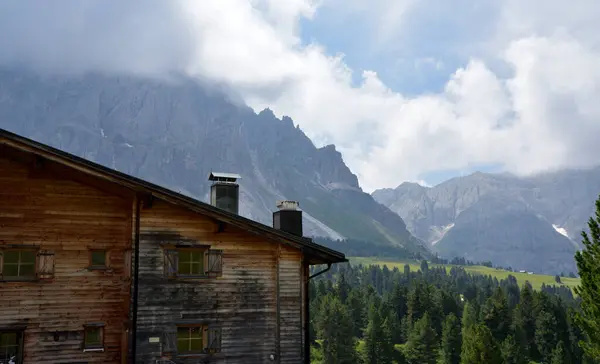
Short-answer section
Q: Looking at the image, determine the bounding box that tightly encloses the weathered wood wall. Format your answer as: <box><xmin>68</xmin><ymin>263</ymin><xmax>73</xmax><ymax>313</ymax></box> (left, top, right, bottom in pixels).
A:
<box><xmin>278</xmin><ymin>245</ymin><xmax>303</xmax><ymax>364</ymax></box>
<box><xmin>135</xmin><ymin>199</ymin><xmax>306</xmax><ymax>364</ymax></box>
<box><xmin>0</xmin><ymin>155</ymin><xmax>132</xmax><ymax>364</ymax></box>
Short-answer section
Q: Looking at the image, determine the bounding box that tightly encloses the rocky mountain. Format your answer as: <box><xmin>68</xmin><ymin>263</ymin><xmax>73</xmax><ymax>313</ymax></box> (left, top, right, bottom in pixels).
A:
<box><xmin>0</xmin><ymin>68</ymin><xmax>428</xmax><ymax>256</ymax></box>
<box><xmin>372</xmin><ymin>170</ymin><xmax>600</xmax><ymax>274</ymax></box>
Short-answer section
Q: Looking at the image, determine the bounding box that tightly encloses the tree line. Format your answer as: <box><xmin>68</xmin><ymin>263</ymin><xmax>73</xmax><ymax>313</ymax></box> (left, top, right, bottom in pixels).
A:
<box><xmin>308</xmin><ymin>195</ymin><xmax>600</xmax><ymax>363</ymax></box>
<box><xmin>309</xmin><ymin>262</ymin><xmax>584</xmax><ymax>363</ymax></box>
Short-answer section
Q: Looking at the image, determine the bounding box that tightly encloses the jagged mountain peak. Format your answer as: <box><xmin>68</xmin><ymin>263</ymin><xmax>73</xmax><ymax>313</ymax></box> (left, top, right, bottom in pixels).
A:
<box><xmin>396</xmin><ymin>181</ymin><xmax>429</xmax><ymax>190</ymax></box>
<box><xmin>0</xmin><ymin>68</ymin><xmax>427</xmax><ymax>256</ymax></box>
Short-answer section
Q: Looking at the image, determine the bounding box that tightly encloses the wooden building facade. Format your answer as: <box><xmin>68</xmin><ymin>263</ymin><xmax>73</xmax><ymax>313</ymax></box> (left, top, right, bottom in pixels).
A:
<box><xmin>0</xmin><ymin>128</ymin><xmax>346</xmax><ymax>364</ymax></box>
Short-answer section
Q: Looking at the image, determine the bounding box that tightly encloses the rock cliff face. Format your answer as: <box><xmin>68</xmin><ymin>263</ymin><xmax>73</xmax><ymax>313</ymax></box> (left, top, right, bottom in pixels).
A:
<box><xmin>0</xmin><ymin>69</ymin><xmax>428</xmax><ymax>255</ymax></box>
<box><xmin>373</xmin><ymin>169</ymin><xmax>600</xmax><ymax>274</ymax></box>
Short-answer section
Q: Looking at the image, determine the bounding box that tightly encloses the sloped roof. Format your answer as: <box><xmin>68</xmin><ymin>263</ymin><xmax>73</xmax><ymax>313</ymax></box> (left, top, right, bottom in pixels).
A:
<box><xmin>0</xmin><ymin>128</ymin><xmax>346</xmax><ymax>265</ymax></box>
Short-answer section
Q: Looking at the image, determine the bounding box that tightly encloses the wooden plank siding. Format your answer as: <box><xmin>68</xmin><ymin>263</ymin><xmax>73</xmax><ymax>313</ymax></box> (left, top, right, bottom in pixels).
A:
<box><xmin>1</xmin><ymin>130</ymin><xmax>345</xmax><ymax>364</ymax></box>
<box><xmin>135</xmin><ymin>199</ymin><xmax>307</xmax><ymax>364</ymax></box>
<box><xmin>0</xmin><ymin>155</ymin><xmax>133</xmax><ymax>363</ymax></box>
<box><xmin>278</xmin><ymin>245</ymin><xmax>304</xmax><ymax>364</ymax></box>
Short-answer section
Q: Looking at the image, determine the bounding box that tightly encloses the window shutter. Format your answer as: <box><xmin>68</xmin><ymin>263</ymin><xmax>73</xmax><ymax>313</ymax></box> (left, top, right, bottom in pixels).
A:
<box><xmin>206</xmin><ymin>250</ymin><xmax>223</xmax><ymax>277</ymax></box>
<box><xmin>164</xmin><ymin>249</ymin><xmax>178</xmax><ymax>278</ymax></box>
<box><xmin>206</xmin><ymin>327</ymin><xmax>222</xmax><ymax>353</ymax></box>
<box><xmin>37</xmin><ymin>250</ymin><xmax>55</xmax><ymax>279</ymax></box>
<box><xmin>162</xmin><ymin>331</ymin><xmax>177</xmax><ymax>354</ymax></box>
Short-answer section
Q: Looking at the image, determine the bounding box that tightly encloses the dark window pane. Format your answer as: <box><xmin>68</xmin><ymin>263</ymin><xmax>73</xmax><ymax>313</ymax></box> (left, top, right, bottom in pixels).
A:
<box><xmin>189</xmin><ymin>327</ymin><xmax>201</xmax><ymax>339</ymax></box>
<box><xmin>190</xmin><ymin>338</ymin><xmax>203</xmax><ymax>351</ymax></box>
<box><xmin>3</xmin><ymin>264</ymin><xmax>19</xmax><ymax>277</ymax></box>
<box><xmin>4</xmin><ymin>251</ymin><xmax>19</xmax><ymax>264</ymax></box>
<box><xmin>178</xmin><ymin>261</ymin><xmax>190</xmax><ymax>275</ymax></box>
<box><xmin>20</xmin><ymin>251</ymin><xmax>35</xmax><ymax>264</ymax></box>
<box><xmin>179</xmin><ymin>251</ymin><xmax>190</xmax><ymax>263</ymax></box>
<box><xmin>85</xmin><ymin>328</ymin><xmax>101</xmax><ymax>345</ymax></box>
<box><xmin>176</xmin><ymin>327</ymin><xmax>189</xmax><ymax>339</ymax></box>
<box><xmin>0</xmin><ymin>333</ymin><xmax>16</xmax><ymax>346</ymax></box>
<box><xmin>177</xmin><ymin>338</ymin><xmax>188</xmax><ymax>353</ymax></box>
<box><xmin>19</xmin><ymin>263</ymin><xmax>35</xmax><ymax>277</ymax></box>
<box><xmin>91</xmin><ymin>251</ymin><xmax>106</xmax><ymax>266</ymax></box>
<box><xmin>191</xmin><ymin>252</ymin><xmax>202</xmax><ymax>262</ymax></box>
<box><xmin>0</xmin><ymin>332</ymin><xmax>20</xmax><ymax>363</ymax></box>
<box><xmin>190</xmin><ymin>262</ymin><xmax>203</xmax><ymax>275</ymax></box>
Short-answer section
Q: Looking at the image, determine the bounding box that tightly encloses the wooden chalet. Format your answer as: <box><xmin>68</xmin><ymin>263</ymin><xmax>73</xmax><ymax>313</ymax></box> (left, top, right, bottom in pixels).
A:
<box><xmin>0</xmin><ymin>128</ymin><xmax>346</xmax><ymax>364</ymax></box>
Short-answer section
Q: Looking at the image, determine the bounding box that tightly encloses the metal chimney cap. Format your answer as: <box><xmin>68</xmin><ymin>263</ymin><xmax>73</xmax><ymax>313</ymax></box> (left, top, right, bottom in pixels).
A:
<box><xmin>276</xmin><ymin>200</ymin><xmax>300</xmax><ymax>210</ymax></box>
<box><xmin>208</xmin><ymin>172</ymin><xmax>241</xmax><ymax>183</ymax></box>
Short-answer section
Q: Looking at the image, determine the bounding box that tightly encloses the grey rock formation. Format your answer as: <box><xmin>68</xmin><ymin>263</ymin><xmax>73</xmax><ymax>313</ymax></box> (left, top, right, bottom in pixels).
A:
<box><xmin>373</xmin><ymin>169</ymin><xmax>600</xmax><ymax>274</ymax></box>
<box><xmin>0</xmin><ymin>68</ymin><xmax>428</xmax><ymax>255</ymax></box>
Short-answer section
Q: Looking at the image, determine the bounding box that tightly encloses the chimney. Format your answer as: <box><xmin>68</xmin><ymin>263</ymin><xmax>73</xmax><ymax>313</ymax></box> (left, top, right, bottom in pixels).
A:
<box><xmin>273</xmin><ymin>200</ymin><xmax>303</xmax><ymax>237</ymax></box>
<box><xmin>208</xmin><ymin>172</ymin><xmax>241</xmax><ymax>214</ymax></box>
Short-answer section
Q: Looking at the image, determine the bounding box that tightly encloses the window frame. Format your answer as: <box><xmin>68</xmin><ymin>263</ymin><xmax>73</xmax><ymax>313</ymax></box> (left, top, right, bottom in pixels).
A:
<box><xmin>1</xmin><ymin>248</ymin><xmax>38</xmax><ymax>281</ymax></box>
<box><xmin>83</xmin><ymin>323</ymin><xmax>105</xmax><ymax>352</ymax></box>
<box><xmin>176</xmin><ymin>324</ymin><xmax>206</xmax><ymax>354</ymax></box>
<box><xmin>0</xmin><ymin>329</ymin><xmax>24</xmax><ymax>364</ymax></box>
<box><xmin>174</xmin><ymin>325</ymin><xmax>222</xmax><ymax>355</ymax></box>
<box><xmin>176</xmin><ymin>248</ymin><xmax>206</xmax><ymax>277</ymax></box>
<box><xmin>88</xmin><ymin>249</ymin><xmax>108</xmax><ymax>270</ymax></box>
<box><xmin>163</xmin><ymin>246</ymin><xmax>223</xmax><ymax>279</ymax></box>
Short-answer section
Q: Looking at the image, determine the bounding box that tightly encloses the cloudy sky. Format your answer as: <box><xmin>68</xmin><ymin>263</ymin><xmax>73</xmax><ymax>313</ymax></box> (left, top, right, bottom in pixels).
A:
<box><xmin>1</xmin><ymin>1</ymin><xmax>599</xmax><ymax>192</ymax></box>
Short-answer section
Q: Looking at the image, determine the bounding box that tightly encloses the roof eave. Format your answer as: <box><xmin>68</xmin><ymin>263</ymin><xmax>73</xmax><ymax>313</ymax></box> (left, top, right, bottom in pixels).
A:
<box><xmin>0</xmin><ymin>128</ymin><xmax>347</xmax><ymax>263</ymax></box>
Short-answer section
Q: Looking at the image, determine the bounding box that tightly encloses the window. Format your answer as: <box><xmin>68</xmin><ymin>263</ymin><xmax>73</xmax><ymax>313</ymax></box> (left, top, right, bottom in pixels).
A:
<box><xmin>177</xmin><ymin>326</ymin><xmax>203</xmax><ymax>353</ymax></box>
<box><xmin>83</xmin><ymin>324</ymin><xmax>104</xmax><ymax>350</ymax></box>
<box><xmin>1</xmin><ymin>250</ymin><xmax>36</xmax><ymax>279</ymax></box>
<box><xmin>174</xmin><ymin>326</ymin><xmax>221</xmax><ymax>355</ymax></box>
<box><xmin>178</xmin><ymin>250</ymin><xmax>204</xmax><ymax>275</ymax></box>
<box><xmin>0</xmin><ymin>331</ymin><xmax>22</xmax><ymax>364</ymax></box>
<box><xmin>164</xmin><ymin>248</ymin><xmax>223</xmax><ymax>278</ymax></box>
<box><xmin>89</xmin><ymin>250</ymin><xmax>107</xmax><ymax>269</ymax></box>
<box><xmin>0</xmin><ymin>249</ymin><xmax>55</xmax><ymax>281</ymax></box>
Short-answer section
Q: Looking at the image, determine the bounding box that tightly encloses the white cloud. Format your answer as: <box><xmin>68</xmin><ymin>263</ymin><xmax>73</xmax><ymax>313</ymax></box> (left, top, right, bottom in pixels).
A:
<box><xmin>1</xmin><ymin>0</ymin><xmax>599</xmax><ymax>192</ymax></box>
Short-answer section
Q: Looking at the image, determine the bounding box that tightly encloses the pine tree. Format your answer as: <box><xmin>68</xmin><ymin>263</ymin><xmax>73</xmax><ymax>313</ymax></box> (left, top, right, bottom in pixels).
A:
<box><xmin>481</xmin><ymin>287</ymin><xmax>511</xmax><ymax>342</ymax></box>
<box><xmin>316</xmin><ymin>296</ymin><xmax>358</xmax><ymax>364</ymax></box>
<box><xmin>501</xmin><ymin>334</ymin><xmax>527</xmax><ymax>364</ymax></box>
<box><xmin>461</xmin><ymin>302</ymin><xmax>478</xmax><ymax>333</ymax></box>
<box><xmin>347</xmin><ymin>289</ymin><xmax>367</xmax><ymax>338</ymax></box>
<box><xmin>550</xmin><ymin>340</ymin><xmax>569</xmax><ymax>364</ymax></box>
<box><xmin>389</xmin><ymin>282</ymin><xmax>408</xmax><ymax>322</ymax></box>
<box><xmin>574</xmin><ymin>195</ymin><xmax>600</xmax><ymax>361</ymax></box>
<box><xmin>404</xmin><ymin>313</ymin><xmax>438</xmax><ymax>364</ymax></box>
<box><xmin>386</xmin><ymin>309</ymin><xmax>402</xmax><ymax>345</ymax></box>
<box><xmin>381</xmin><ymin>312</ymin><xmax>397</xmax><ymax>363</ymax></box>
<box><xmin>535</xmin><ymin>309</ymin><xmax>558</xmax><ymax>361</ymax></box>
<box><xmin>439</xmin><ymin>313</ymin><xmax>461</xmax><ymax>364</ymax></box>
<box><xmin>460</xmin><ymin>324</ymin><xmax>502</xmax><ymax>364</ymax></box>
<box><xmin>420</xmin><ymin>259</ymin><xmax>429</xmax><ymax>273</ymax></box>
<box><xmin>337</xmin><ymin>273</ymin><xmax>350</xmax><ymax>304</ymax></box>
<box><xmin>364</xmin><ymin>303</ymin><xmax>393</xmax><ymax>364</ymax></box>
<box><xmin>512</xmin><ymin>283</ymin><xmax>536</xmax><ymax>360</ymax></box>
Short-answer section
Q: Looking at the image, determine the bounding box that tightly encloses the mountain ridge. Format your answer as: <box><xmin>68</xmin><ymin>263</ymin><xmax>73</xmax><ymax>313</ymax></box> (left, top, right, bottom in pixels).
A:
<box><xmin>372</xmin><ymin>168</ymin><xmax>600</xmax><ymax>273</ymax></box>
<box><xmin>0</xmin><ymin>68</ymin><xmax>429</xmax><ymax>257</ymax></box>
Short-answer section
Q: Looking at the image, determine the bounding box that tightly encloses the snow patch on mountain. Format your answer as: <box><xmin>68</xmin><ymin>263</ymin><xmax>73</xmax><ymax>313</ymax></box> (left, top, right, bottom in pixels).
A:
<box><xmin>552</xmin><ymin>224</ymin><xmax>569</xmax><ymax>238</ymax></box>
<box><xmin>431</xmin><ymin>223</ymin><xmax>455</xmax><ymax>245</ymax></box>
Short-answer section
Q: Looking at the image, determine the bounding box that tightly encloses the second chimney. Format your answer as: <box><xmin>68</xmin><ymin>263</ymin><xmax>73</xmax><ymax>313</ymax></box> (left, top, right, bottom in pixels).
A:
<box><xmin>273</xmin><ymin>200</ymin><xmax>303</xmax><ymax>237</ymax></box>
<box><xmin>208</xmin><ymin>172</ymin><xmax>241</xmax><ymax>214</ymax></box>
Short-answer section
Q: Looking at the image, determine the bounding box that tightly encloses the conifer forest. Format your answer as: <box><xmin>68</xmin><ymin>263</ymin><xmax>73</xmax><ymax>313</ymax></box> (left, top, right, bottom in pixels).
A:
<box><xmin>308</xmin><ymin>196</ymin><xmax>600</xmax><ymax>364</ymax></box>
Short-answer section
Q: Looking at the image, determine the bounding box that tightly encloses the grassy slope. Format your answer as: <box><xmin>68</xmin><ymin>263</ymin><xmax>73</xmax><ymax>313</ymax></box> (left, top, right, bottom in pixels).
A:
<box><xmin>351</xmin><ymin>257</ymin><xmax>580</xmax><ymax>291</ymax></box>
